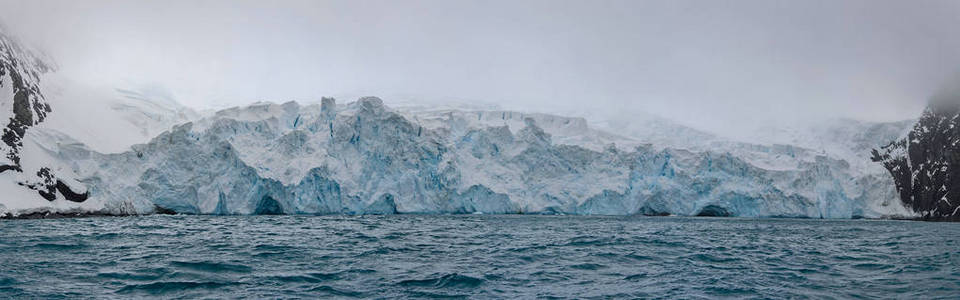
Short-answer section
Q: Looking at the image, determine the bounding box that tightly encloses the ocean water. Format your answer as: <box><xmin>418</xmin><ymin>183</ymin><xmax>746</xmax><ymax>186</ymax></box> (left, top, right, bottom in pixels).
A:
<box><xmin>1</xmin><ymin>215</ymin><xmax>958</xmax><ymax>299</ymax></box>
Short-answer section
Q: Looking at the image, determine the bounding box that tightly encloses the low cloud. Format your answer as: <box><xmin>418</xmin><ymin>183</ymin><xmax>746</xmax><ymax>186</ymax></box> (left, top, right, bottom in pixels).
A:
<box><xmin>1</xmin><ymin>0</ymin><xmax>959</xmax><ymax>137</ymax></box>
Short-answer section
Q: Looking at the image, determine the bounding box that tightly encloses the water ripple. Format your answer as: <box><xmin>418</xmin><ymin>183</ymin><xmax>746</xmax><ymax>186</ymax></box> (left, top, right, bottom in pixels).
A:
<box><xmin>0</xmin><ymin>216</ymin><xmax>957</xmax><ymax>298</ymax></box>
<box><xmin>398</xmin><ymin>273</ymin><xmax>486</xmax><ymax>289</ymax></box>
<box><xmin>116</xmin><ymin>281</ymin><xmax>239</xmax><ymax>295</ymax></box>
<box><xmin>169</xmin><ymin>261</ymin><xmax>253</xmax><ymax>273</ymax></box>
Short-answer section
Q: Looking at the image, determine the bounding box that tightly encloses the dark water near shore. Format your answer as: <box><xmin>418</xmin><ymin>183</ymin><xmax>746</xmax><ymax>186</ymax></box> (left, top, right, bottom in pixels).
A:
<box><xmin>1</xmin><ymin>215</ymin><xmax>958</xmax><ymax>299</ymax></box>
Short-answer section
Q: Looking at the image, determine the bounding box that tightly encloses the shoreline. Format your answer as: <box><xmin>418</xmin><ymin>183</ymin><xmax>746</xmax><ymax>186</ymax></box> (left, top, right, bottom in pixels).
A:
<box><xmin>0</xmin><ymin>209</ymin><xmax>945</xmax><ymax>222</ymax></box>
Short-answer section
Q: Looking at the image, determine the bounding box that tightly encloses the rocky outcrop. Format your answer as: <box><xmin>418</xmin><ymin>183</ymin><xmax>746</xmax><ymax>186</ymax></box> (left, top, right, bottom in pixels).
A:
<box><xmin>872</xmin><ymin>95</ymin><xmax>960</xmax><ymax>221</ymax></box>
<box><xmin>0</xmin><ymin>28</ymin><xmax>88</xmax><ymax>203</ymax></box>
<box><xmin>0</xmin><ymin>29</ymin><xmax>52</xmax><ymax>171</ymax></box>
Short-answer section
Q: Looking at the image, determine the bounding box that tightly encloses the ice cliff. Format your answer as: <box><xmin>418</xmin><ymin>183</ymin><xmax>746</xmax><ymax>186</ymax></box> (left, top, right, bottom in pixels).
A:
<box><xmin>19</xmin><ymin>96</ymin><xmax>904</xmax><ymax>218</ymax></box>
<box><xmin>0</xmin><ymin>28</ymin><xmax>916</xmax><ymax>219</ymax></box>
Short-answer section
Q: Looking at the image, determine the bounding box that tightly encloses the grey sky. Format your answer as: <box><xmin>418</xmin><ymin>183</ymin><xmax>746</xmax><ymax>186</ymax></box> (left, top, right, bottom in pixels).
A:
<box><xmin>2</xmin><ymin>0</ymin><xmax>959</xmax><ymax>136</ymax></box>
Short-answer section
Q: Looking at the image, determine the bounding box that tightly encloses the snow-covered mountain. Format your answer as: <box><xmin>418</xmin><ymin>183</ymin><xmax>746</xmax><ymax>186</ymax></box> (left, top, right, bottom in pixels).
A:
<box><xmin>0</xmin><ymin>28</ymin><xmax>918</xmax><ymax>219</ymax></box>
<box><xmin>0</xmin><ymin>28</ymin><xmax>91</xmax><ymax>212</ymax></box>
<box><xmin>0</xmin><ymin>29</ymin><xmax>201</xmax><ymax>215</ymax></box>
<box><xmin>872</xmin><ymin>93</ymin><xmax>960</xmax><ymax>221</ymax></box>
<box><xmin>0</xmin><ymin>29</ymin><xmax>54</xmax><ymax>170</ymax></box>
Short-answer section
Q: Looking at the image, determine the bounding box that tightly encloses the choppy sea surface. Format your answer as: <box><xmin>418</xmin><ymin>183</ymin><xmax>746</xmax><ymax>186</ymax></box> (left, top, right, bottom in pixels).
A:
<box><xmin>1</xmin><ymin>215</ymin><xmax>958</xmax><ymax>299</ymax></box>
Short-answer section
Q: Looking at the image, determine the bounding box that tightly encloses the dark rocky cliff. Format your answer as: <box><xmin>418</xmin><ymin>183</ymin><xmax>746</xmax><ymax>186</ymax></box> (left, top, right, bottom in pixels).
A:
<box><xmin>0</xmin><ymin>28</ymin><xmax>87</xmax><ymax>203</ymax></box>
<box><xmin>872</xmin><ymin>95</ymin><xmax>960</xmax><ymax>221</ymax></box>
<box><xmin>0</xmin><ymin>29</ymin><xmax>52</xmax><ymax>172</ymax></box>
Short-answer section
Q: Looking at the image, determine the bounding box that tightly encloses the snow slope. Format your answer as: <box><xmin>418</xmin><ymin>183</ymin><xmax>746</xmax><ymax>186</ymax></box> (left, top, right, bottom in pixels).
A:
<box><xmin>38</xmin><ymin>75</ymin><xmax>202</xmax><ymax>153</ymax></box>
<box><xmin>0</xmin><ymin>27</ymin><xmax>92</xmax><ymax>215</ymax></box>
<box><xmin>0</xmin><ymin>28</ymin><xmax>201</xmax><ymax>216</ymax></box>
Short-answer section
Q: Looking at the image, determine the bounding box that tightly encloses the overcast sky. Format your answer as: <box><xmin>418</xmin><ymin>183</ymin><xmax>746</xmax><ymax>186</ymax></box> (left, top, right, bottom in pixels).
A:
<box><xmin>1</xmin><ymin>0</ymin><xmax>959</xmax><ymax>136</ymax></box>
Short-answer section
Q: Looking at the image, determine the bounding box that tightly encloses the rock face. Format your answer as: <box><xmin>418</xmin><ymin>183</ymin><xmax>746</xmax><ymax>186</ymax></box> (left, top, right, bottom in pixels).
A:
<box><xmin>873</xmin><ymin>96</ymin><xmax>960</xmax><ymax>221</ymax></box>
<box><xmin>0</xmin><ymin>29</ymin><xmax>52</xmax><ymax>171</ymax></box>
<box><xmin>0</xmin><ymin>28</ymin><xmax>88</xmax><ymax>204</ymax></box>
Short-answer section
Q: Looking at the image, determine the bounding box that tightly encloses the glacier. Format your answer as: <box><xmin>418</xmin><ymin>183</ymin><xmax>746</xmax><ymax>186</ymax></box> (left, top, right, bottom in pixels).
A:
<box><xmin>19</xmin><ymin>96</ymin><xmax>909</xmax><ymax>218</ymax></box>
<box><xmin>0</xmin><ymin>27</ymin><xmax>917</xmax><ymax>219</ymax></box>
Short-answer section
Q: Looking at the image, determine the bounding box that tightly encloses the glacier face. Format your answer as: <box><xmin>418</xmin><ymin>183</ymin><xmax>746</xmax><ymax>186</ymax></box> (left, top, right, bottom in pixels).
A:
<box><xmin>36</xmin><ymin>96</ymin><xmax>911</xmax><ymax>218</ymax></box>
<box><xmin>0</xmin><ymin>28</ymin><xmax>916</xmax><ymax>219</ymax></box>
